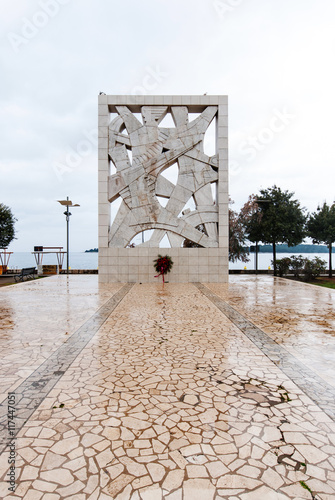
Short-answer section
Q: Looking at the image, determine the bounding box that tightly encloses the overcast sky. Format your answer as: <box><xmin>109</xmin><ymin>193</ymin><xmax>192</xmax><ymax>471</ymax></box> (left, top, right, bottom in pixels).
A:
<box><xmin>1</xmin><ymin>0</ymin><xmax>335</xmax><ymax>252</ymax></box>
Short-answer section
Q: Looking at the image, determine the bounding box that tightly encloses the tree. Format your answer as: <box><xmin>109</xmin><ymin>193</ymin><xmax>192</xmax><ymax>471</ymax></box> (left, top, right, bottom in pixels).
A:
<box><xmin>182</xmin><ymin>204</ymin><xmax>250</xmax><ymax>262</ymax></box>
<box><xmin>229</xmin><ymin>201</ymin><xmax>249</xmax><ymax>263</ymax></box>
<box><xmin>307</xmin><ymin>202</ymin><xmax>335</xmax><ymax>277</ymax></box>
<box><xmin>240</xmin><ymin>194</ymin><xmax>263</xmax><ymax>242</ymax></box>
<box><xmin>240</xmin><ymin>195</ymin><xmax>264</xmax><ymax>272</ymax></box>
<box><xmin>0</xmin><ymin>204</ymin><xmax>16</xmax><ymax>248</ymax></box>
<box><xmin>244</xmin><ymin>186</ymin><xmax>306</xmax><ymax>276</ymax></box>
<box><xmin>183</xmin><ymin>224</ymin><xmax>207</xmax><ymax>248</ymax></box>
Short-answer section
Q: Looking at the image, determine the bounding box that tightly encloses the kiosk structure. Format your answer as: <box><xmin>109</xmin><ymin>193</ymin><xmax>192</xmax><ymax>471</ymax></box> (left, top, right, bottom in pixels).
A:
<box><xmin>32</xmin><ymin>246</ymin><xmax>66</xmax><ymax>274</ymax></box>
<box><xmin>0</xmin><ymin>248</ymin><xmax>13</xmax><ymax>273</ymax></box>
<box><xmin>98</xmin><ymin>95</ymin><xmax>228</xmax><ymax>283</ymax></box>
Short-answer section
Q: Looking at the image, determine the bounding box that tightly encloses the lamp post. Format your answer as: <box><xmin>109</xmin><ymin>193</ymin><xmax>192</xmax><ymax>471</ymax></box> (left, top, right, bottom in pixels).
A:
<box><xmin>57</xmin><ymin>197</ymin><xmax>80</xmax><ymax>274</ymax></box>
<box><xmin>255</xmin><ymin>241</ymin><xmax>259</xmax><ymax>275</ymax></box>
<box><xmin>254</xmin><ymin>199</ymin><xmax>271</xmax><ymax>274</ymax></box>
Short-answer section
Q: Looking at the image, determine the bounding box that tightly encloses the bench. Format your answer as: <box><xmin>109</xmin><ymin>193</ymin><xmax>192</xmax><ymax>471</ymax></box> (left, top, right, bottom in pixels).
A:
<box><xmin>14</xmin><ymin>267</ymin><xmax>37</xmax><ymax>282</ymax></box>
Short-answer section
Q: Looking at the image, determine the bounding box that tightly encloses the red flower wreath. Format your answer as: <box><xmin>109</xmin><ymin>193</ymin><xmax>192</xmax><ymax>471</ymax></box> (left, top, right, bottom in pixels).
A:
<box><xmin>154</xmin><ymin>254</ymin><xmax>173</xmax><ymax>283</ymax></box>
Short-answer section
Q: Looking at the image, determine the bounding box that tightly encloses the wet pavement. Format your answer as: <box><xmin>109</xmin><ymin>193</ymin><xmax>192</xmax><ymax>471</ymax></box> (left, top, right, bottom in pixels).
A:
<box><xmin>0</xmin><ymin>275</ymin><xmax>335</xmax><ymax>499</ymax></box>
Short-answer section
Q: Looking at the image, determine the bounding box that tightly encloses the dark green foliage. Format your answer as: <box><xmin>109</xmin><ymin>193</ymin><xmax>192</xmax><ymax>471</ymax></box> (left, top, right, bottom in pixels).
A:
<box><xmin>303</xmin><ymin>257</ymin><xmax>326</xmax><ymax>280</ymax></box>
<box><xmin>245</xmin><ymin>186</ymin><xmax>306</xmax><ymax>275</ymax></box>
<box><xmin>274</xmin><ymin>257</ymin><xmax>291</xmax><ymax>277</ymax></box>
<box><xmin>289</xmin><ymin>255</ymin><xmax>305</xmax><ymax>277</ymax></box>
<box><xmin>0</xmin><ymin>203</ymin><xmax>17</xmax><ymax>248</ymax></box>
<box><xmin>183</xmin><ymin>224</ymin><xmax>206</xmax><ymax>248</ymax></box>
<box><xmin>308</xmin><ymin>202</ymin><xmax>335</xmax><ymax>245</ymax></box>
<box><xmin>229</xmin><ymin>207</ymin><xmax>249</xmax><ymax>263</ymax></box>
<box><xmin>307</xmin><ymin>202</ymin><xmax>335</xmax><ymax>277</ymax></box>
<box><xmin>272</xmin><ymin>255</ymin><xmax>326</xmax><ymax>281</ymax></box>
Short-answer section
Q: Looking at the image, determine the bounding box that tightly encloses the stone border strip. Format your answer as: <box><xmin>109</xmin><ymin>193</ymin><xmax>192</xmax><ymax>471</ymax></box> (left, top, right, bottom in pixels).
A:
<box><xmin>195</xmin><ymin>282</ymin><xmax>335</xmax><ymax>421</ymax></box>
<box><xmin>0</xmin><ymin>283</ymin><xmax>134</xmax><ymax>454</ymax></box>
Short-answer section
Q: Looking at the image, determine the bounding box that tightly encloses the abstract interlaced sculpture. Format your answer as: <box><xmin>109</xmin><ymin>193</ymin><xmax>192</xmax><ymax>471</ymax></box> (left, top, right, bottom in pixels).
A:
<box><xmin>108</xmin><ymin>105</ymin><xmax>219</xmax><ymax>248</ymax></box>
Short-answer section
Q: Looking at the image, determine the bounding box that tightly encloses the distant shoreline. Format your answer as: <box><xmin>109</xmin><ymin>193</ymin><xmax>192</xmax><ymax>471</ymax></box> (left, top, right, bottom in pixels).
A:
<box><xmin>84</xmin><ymin>245</ymin><xmax>333</xmax><ymax>254</ymax></box>
<box><xmin>249</xmin><ymin>244</ymin><xmax>333</xmax><ymax>254</ymax></box>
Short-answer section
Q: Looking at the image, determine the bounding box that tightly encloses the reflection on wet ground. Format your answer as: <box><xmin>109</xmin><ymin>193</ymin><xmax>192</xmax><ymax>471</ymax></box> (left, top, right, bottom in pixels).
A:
<box><xmin>0</xmin><ymin>276</ymin><xmax>123</xmax><ymax>403</ymax></box>
<box><xmin>0</xmin><ymin>275</ymin><xmax>334</xmax><ymax>499</ymax></box>
<box><xmin>0</xmin><ymin>298</ymin><xmax>15</xmax><ymax>333</ymax></box>
<box><xmin>208</xmin><ymin>276</ymin><xmax>335</xmax><ymax>387</ymax></box>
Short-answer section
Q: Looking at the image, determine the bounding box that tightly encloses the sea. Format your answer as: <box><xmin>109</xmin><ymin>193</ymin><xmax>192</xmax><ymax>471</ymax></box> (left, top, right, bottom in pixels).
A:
<box><xmin>3</xmin><ymin>252</ymin><xmax>333</xmax><ymax>271</ymax></box>
<box><xmin>235</xmin><ymin>252</ymin><xmax>332</xmax><ymax>271</ymax></box>
<box><xmin>5</xmin><ymin>252</ymin><xmax>98</xmax><ymax>271</ymax></box>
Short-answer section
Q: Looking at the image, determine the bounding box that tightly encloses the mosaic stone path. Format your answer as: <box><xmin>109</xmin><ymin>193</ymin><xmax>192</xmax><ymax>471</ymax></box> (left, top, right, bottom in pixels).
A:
<box><xmin>0</xmin><ymin>277</ymin><xmax>124</xmax><ymax>404</ymax></box>
<box><xmin>0</xmin><ymin>277</ymin><xmax>335</xmax><ymax>499</ymax></box>
<box><xmin>196</xmin><ymin>283</ymin><xmax>335</xmax><ymax>421</ymax></box>
<box><xmin>207</xmin><ymin>277</ymin><xmax>335</xmax><ymax>388</ymax></box>
<box><xmin>0</xmin><ymin>283</ymin><xmax>133</xmax><ymax>454</ymax></box>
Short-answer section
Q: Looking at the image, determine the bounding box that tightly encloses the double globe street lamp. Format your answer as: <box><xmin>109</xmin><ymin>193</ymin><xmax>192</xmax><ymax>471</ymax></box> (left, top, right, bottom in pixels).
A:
<box><xmin>57</xmin><ymin>197</ymin><xmax>80</xmax><ymax>274</ymax></box>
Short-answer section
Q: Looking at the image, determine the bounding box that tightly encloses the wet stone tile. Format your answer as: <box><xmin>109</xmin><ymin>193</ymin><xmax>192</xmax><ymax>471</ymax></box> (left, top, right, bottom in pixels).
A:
<box><xmin>0</xmin><ymin>278</ymin><xmax>335</xmax><ymax>499</ymax></box>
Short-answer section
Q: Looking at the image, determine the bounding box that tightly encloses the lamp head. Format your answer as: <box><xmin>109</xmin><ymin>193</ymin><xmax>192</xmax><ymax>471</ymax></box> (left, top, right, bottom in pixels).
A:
<box><xmin>57</xmin><ymin>200</ymin><xmax>80</xmax><ymax>207</ymax></box>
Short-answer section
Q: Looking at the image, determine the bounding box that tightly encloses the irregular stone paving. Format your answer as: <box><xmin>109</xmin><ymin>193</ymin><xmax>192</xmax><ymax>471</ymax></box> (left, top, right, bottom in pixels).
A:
<box><xmin>1</xmin><ymin>279</ymin><xmax>335</xmax><ymax>499</ymax></box>
<box><xmin>196</xmin><ymin>283</ymin><xmax>335</xmax><ymax>421</ymax></box>
<box><xmin>207</xmin><ymin>276</ymin><xmax>335</xmax><ymax>387</ymax></box>
<box><xmin>0</xmin><ymin>276</ymin><xmax>123</xmax><ymax>403</ymax></box>
<box><xmin>0</xmin><ymin>283</ymin><xmax>133</xmax><ymax>453</ymax></box>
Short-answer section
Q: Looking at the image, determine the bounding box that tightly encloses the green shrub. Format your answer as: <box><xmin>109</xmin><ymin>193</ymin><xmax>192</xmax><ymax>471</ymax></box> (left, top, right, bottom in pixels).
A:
<box><xmin>289</xmin><ymin>255</ymin><xmax>305</xmax><ymax>278</ymax></box>
<box><xmin>303</xmin><ymin>257</ymin><xmax>326</xmax><ymax>281</ymax></box>
<box><xmin>273</xmin><ymin>257</ymin><xmax>291</xmax><ymax>277</ymax></box>
<box><xmin>272</xmin><ymin>255</ymin><xmax>326</xmax><ymax>281</ymax></box>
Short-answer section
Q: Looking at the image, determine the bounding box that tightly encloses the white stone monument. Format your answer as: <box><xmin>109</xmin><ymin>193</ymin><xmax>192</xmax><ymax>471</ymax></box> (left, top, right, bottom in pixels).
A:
<box><xmin>98</xmin><ymin>95</ymin><xmax>228</xmax><ymax>283</ymax></box>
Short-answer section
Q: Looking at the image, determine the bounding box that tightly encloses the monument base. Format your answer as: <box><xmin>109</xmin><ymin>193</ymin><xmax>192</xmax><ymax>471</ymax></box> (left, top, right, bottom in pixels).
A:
<box><xmin>98</xmin><ymin>247</ymin><xmax>228</xmax><ymax>283</ymax></box>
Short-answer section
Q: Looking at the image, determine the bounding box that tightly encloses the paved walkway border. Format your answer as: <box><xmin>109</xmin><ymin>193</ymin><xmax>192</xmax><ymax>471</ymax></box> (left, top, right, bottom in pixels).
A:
<box><xmin>0</xmin><ymin>283</ymin><xmax>134</xmax><ymax>454</ymax></box>
<box><xmin>2</xmin><ymin>281</ymin><xmax>334</xmax><ymax>456</ymax></box>
<box><xmin>195</xmin><ymin>282</ymin><xmax>335</xmax><ymax>421</ymax></box>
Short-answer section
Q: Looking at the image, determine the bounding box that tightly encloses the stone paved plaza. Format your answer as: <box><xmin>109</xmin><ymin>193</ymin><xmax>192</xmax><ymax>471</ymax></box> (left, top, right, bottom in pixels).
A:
<box><xmin>0</xmin><ymin>275</ymin><xmax>335</xmax><ymax>499</ymax></box>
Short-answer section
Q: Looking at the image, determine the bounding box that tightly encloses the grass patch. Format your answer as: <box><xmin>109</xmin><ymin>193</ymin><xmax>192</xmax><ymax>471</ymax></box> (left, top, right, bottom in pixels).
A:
<box><xmin>52</xmin><ymin>403</ymin><xmax>65</xmax><ymax>409</ymax></box>
<box><xmin>312</xmin><ymin>280</ymin><xmax>335</xmax><ymax>289</ymax></box>
<box><xmin>299</xmin><ymin>480</ymin><xmax>312</xmax><ymax>494</ymax></box>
